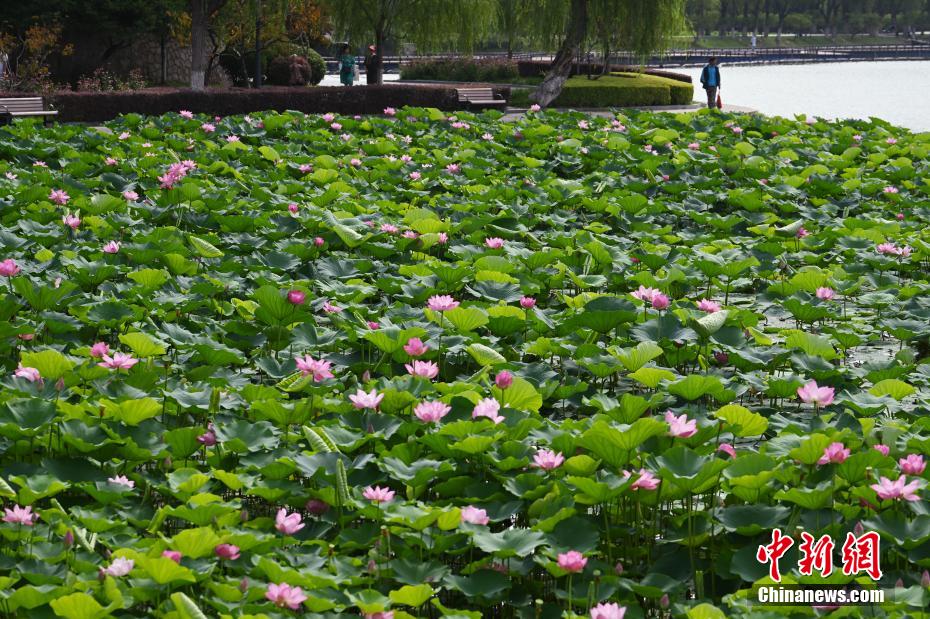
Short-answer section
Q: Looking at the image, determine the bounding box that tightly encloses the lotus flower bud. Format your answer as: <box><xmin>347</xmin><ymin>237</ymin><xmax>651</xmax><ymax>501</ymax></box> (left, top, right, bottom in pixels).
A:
<box><xmin>239</xmin><ymin>577</ymin><xmax>249</xmax><ymax>592</ymax></box>
<box><xmin>240</xmin><ymin>509</ymin><xmax>249</xmax><ymax>522</ymax></box>
<box><xmin>660</xmin><ymin>594</ymin><xmax>670</xmax><ymax>608</ymax></box>
<box><xmin>64</xmin><ymin>529</ymin><xmax>74</xmax><ymax>547</ymax></box>
<box><xmin>615</xmin><ymin>562</ymin><xmax>624</xmax><ymax>575</ymax></box>
<box><xmin>305</xmin><ymin>499</ymin><xmax>329</xmax><ymax>515</ymax></box>
<box><xmin>495</xmin><ymin>371</ymin><xmax>513</xmax><ymax>390</ymax></box>
<box><xmin>922</xmin><ymin>570</ymin><xmax>930</xmax><ymax>587</ymax></box>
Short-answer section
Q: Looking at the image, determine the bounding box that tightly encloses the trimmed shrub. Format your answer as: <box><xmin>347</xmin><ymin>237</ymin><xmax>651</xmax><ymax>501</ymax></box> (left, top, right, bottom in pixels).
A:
<box><xmin>517</xmin><ymin>60</ymin><xmax>692</xmax><ymax>85</ymax></box>
<box><xmin>305</xmin><ymin>49</ymin><xmax>326</xmax><ymax>86</ymax></box>
<box><xmin>267</xmin><ymin>55</ymin><xmax>312</xmax><ymax>86</ymax></box>
<box><xmin>552</xmin><ymin>74</ymin><xmax>693</xmax><ymax>108</ymax></box>
<box><xmin>401</xmin><ymin>57</ymin><xmax>519</xmax><ymax>83</ymax></box>
<box><xmin>25</xmin><ymin>84</ymin><xmax>510</xmax><ymax>122</ymax></box>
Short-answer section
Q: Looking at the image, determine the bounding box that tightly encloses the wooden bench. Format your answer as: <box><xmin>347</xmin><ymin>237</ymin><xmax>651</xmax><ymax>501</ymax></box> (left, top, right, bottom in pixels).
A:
<box><xmin>0</xmin><ymin>97</ymin><xmax>58</xmax><ymax>125</ymax></box>
<box><xmin>456</xmin><ymin>87</ymin><xmax>506</xmax><ymax>109</ymax></box>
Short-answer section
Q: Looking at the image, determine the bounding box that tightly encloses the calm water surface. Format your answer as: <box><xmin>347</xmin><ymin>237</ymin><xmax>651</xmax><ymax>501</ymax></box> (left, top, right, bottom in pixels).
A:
<box><xmin>679</xmin><ymin>61</ymin><xmax>930</xmax><ymax>132</ymax></box>
<box><xmin>320</xmin><ymin>61</ymin><xmax>929</xmax><ymax>132</ymax></box>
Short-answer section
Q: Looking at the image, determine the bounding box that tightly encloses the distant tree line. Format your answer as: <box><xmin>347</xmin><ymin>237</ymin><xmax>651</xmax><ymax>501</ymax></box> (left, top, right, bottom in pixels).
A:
<box><xmin>687</xmin><ymin>0</ymin><xmax>930</xmax><ymax>41</ymax></box>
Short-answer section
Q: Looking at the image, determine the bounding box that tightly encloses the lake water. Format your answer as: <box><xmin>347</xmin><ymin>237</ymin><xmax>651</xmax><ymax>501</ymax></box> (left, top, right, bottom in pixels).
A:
<box><xmin>319</xmin><ymin>60</ymin><xmax>930</xmax><ymax>132</ymax></box>
<box><xmin>678</xmin><ymin>61</ymin><xmax>930</xmax><ymax>132</ymax></box>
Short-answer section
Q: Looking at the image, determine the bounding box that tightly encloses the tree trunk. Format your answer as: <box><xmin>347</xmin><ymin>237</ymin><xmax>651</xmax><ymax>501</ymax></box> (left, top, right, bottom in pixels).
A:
<box><xmin>190</xmin><ymin>0</ymin><xmax>209</xmax><ymax>90</ymax></box>
<box><xmin>531</xmin><ymin>0</ymin><xmax>587</xmax><ymax>107</ymax></box>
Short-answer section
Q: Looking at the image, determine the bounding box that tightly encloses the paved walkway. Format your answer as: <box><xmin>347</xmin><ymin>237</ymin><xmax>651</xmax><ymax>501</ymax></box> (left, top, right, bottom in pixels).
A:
<box><xmin>502</xmin><ymin>103</ymin><xmax>755</xmax><ymax>121</ymax></box>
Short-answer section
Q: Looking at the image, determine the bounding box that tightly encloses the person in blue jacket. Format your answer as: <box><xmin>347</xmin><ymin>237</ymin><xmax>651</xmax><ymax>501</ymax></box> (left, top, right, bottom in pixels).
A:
<box><xmin>700</xmin><ymin>57</ymin><xmax>721</xmax><ymax>109</ymax></box>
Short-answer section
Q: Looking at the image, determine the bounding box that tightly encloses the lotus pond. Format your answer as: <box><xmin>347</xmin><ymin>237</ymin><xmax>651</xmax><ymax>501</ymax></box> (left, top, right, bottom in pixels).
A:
<box><xmin>0</xmin><ymin>106</ymin><xmax>929</xmax><ymax>619</ymax></box>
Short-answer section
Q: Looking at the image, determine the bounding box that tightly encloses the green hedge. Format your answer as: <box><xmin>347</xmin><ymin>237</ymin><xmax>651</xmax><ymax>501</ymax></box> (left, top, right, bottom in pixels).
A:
<box><xmin>400</xmin><ymin>57</ymin><xmax>519</xmax><ymax>82</ymax></box>
<box><xmin>553</xmin><ymin>73</ymin><xmax>694</xmax><ymax>108</ymax></box>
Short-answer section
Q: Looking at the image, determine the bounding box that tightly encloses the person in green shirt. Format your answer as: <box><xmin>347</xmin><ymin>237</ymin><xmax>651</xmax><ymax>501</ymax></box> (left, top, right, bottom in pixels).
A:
<box><xmin>338</xmin><ymin>43</ymin><xmax>356</xmax><ymax>87</ymax></box>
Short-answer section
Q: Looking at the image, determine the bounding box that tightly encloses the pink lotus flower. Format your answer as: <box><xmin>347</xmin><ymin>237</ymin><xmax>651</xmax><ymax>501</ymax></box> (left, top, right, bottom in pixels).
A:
<box><xmin>0</xmin><ymin>259</ymin><xmax>20</xmax><ymax>277</ymax></box>
<box><xmin>314</xmin><ymin>237</ymin><xmax>324</xmax><ymax>247</ymax></box>
<box><xmin>322</xmin><ymin>301</ymin><xmax>341</xmax><ymax>313</ymax></box>
<box><xmin>797</xmin><ymin>380</ymin><xmax>835</xmax><ymax>406</ymax></box>
<box><xmin>197</xmin><ymin>428</ymin><xmax>217</xmax><ymax>446</ymax></box>
<box><xmin>665</xmin><ymin>410</ymin><xmax>697</xmax><ymax>438</ymax></box>
<box><xmin>98</xmin><ymin>352</ymin><xmax>139</xmax><ymax>370</ymax></box>
<box><xmin>557</xmin><ymin>550</ymin><xmax>587</xmax><ymax>573</ymax></box>
<box><xmin>108</xmin><ymin>475</ymin><xmax>134</xmax><ymax>489</ymax></box>
<box><xmin>853</xmin><ymin>134</ymin><xmax>862</xmax><ymax>141</ymax></box>
<box><xmin>287</xmin><ymin>289</ymin><xmax>306</xmax><ymax>305</ymax></box>
<box><xmin>3</xmin><ymin>504</ymin><xmax>37</xmax><ymax>526</ymax></box>
<box><xmin>409</xmin><ymin>171</ymin><xmax>421</xmax><ymax>181</ymax></box>
<box><xmin>102</xmin><ymin>241</ymin><xmax>120</xmax><ymax>254</ymax></box>
<box><xmin>275</xmin><ymin>508</ymin><xmax>305</xmax><ymax>535</ymax></box>
<box><xmin>180</xmin><ymin>110</ymin><xmax>194</xmax><ymax>119</ymax></box>
<box><xmin>103</xmin><ymin>557</ymin><xmax>134</xmax><ymax>577</ymax></box>
<box><xmin>718</xmin><ymin>443</ymin><xmax>737</xmax><ymax>458</ymax></box>
<box><xmin>590</xmin><ymin>602</ymin><xmax>626</xmax><ymax>619</ymax></box>
<box><xmin>384</xmin><ymin>107</ymin><xmax>396</xmax><ymax>116</ymax></box>
<box><xmin>322</xmin><ymin>113</ymin><xmax>335</xmax><ymax>122</ymax></box>
<box><xmin>330</xmin><ymin>122</ymin><xmax>342</xmax><ymax>131</ymax></box>
<box><xmin>533</xmin><ymin>449</ymin><xmax>565</xmax><ymax>471</ymax></box>
<box><xmin>364</xmin><ymin>613</ymin><xmax>394</xmax><ymax>619</ymax></box>
<box><xmin>62</xmin><ymin>214</ymin><xmax>81</xmax><ymax>229</ymax></box>
<box><xmin>446</xmin><ymin>163</ymin><xmax>460</xmax><ymax>174</ymax></box>
<box><xmin>215</xmin><ymin>544</ymin><xmax>240</xmax><ymax>560</ymax></box>
<box><xmin>816</xmin><ymin>287</ymin><xmax>835</xmax><ymax>300</ymax></box>
<box><xmin>877</xmin><ymin>242</ymin><xmax>898</xmax><ymax>255</ymax></box>
<box><xmin>49</xmin><ymin>189</ymin><xmax>70</xmax><ymax>205</ymax></box>
<box><xmin>226</xmin><ymin>135</ymin><xmax>240</xmax><ymax>142</ymax></box>
<box><xmin>90</xmin><ymin>342</ymin><xmax>110</xmax><ymax>358</ymax></box>
<box><xmin>651</xmin><ymin>293</ymin><xmax>670</xmax><ymax>310</ymax></box>
<box><xmin>406</xmin><ymin>360</ymin><xmax>439</xmax><ymax>380</ymax></box>
<box><xmin>884</xmin><ymin>186</ymin><xmax>899</xmax><ymax>195</ymax></box>
<box><xmin>363</xmin><ymin>485</ymin><xmax>395</xmax><ymax>503</ymax></box>
<box><xmin>288</xmin><ymin>203</ymin><xmax>299</xmax><ymax>214</ymax></box>
<box><xmin>688</xmin><ymin>142</ymin><xmax>700</xmax><ymax>150</ymax></box>
<box><xmin>796</xmin><ymin>227</ymin><xmax>809</xmax><ymax>238</ymax></box>
<box><xmin>473</xmin><ymin>397</ymin><xmax>504</xmax><ymax>424</ymax></box>
<box><xmin>404</xmin><ymin>337</ymin><xmax>429</xmax><ymax>357</ymax></box>
<box><xmin>427</xmin><ymin>295</ymin><xmax>459</xmax><ymax>312</ymax></box>
<box><xmin>732</xmin><ymin>126</ymin><xmax>743</xmax><ymax>134</ymax></box>
<box><xmin>900</xmin><ymin>454</ymin><xmax>926</xmax><ymax>475</ymax></box>
<box><xmin>873</xmin><ymin>444</ymin><xmax>890</xmax><ymax>456</ymax></box>
<box><xmin>631</xmin><ymin>286</ymin><xmax>661</xmax><ymax>303</ymax></box>
<box><xmin>350</xmin><ymin>158</ymin><xmax>362</xmax><ymax>167</ymax></box>
<box><xmin>379</xmin><ymin>223</ymin><xmax>398</xmax><ymax>234</ymax></box>
<box><xmin>162</xmin><ymin>550</ymin><xmax>182</xmax><ymax>563</ymax></box>
<box><xmin>400</xmin><ymin>154</ymin><xmax>412</xmax><ymax>163</ymax></box>
<box><xmin>266</xmin><ymin>583</ymin><xmax>307</xmax><ymax>610</ymax></box>
<box><xmin>482</xmin><ymin>132</ymin><xmax>494</xmax><ymax>141</ymax></box>
<box><xmin>887</xmin><ymin>137</ymin><xmax>897</xmax><ymax>145</ymax></box>
<box><xmin>123</xmin><ymin>190</ymin><xmax>139</xmax><ymax>201</ymax></box>
<box><xmin>896</xmin><ymin>213</ymin><xmax>905</xmax><ymax>220</ymax></box>
<box><xmin>349</xmin><ymin>388</ymin><xmax>384</xmax><ymax>410</ymax></box>
<box><xmin>529</xmin><ymin>104</ymin><xmax>541</xmax><ymax>112</ymax></box>
<box><xmin>14</xmin><ymin>365</ymin><xmax>41</xmax><ymax>382</ymax></box>
<box><xmin>520</xmin><ymin>296</ymin><xmax>536</xmax><ymax>309</ymax></box>
<box><xmin>627</xmin><ymin>468</ymin><xmax>660</xmax><ymax>491</ymax></box>
<box><xmin>872</xmin><ymin>475</ymin><xmax>920</xmax><ymax>501</ymax></box>
<box><xmin>697</xmin><ymin>299</ymin><xmax>721</xmax><ymax>313</ymax></box>
<box><xmin>577</xmin><ymin>120</ymin><xmax>589</xmax><ymax>130</ymax></box>
<box><xmin>34</xmin><ymin>160</ymin><xmax>48</xmax><ymax>166</ymax></box>
<box><xmin>485</xmin><ymin>237</ymin><xmax>505</xmax><ymax>249</ymax></box>
<box><xmin>402</xmin><ymin>230</ymin><xmax>419</xmax><ymax>239</ymax></box>
<box><xmin>200</xmin><ymin>123</ymin><xmax>215</xmax><ymax>133</ymax></box>
<box><xmin>495</xmin><ymin>371</ymin><xmax>513</xmax><ymax>390</ymax></box>
<box><xmin>367</xmin><ymin>321</ymin><xmax>380</xmax><ymax>330</ymax></box>
<box><xmin>295</xmin><ymin>355</ymin><xmax>334</xmax><ymax>382</ymax></box>
<box><xmin>414</xmin><ymin>400</ymin><xmax>451</xmax><ymax>423</ymax></box>
<box><xmin>4</xmin><ymin>172</ymin><xmax>16</xmax><ymax>180</ymax></box>
<box><xmin>299</xmin><ymin>163</ymin><xmax>313</xmax><ymax>174</ymax></box>
<box><xmin>817</xmin><ymin>442</ymin><xmax>850</xmax><ymax>465</ymax></box>
<box><xmin>461</xmin><ymin>506</ymin><xmax>489</xmax><ymax>525</ymax></box>
<box><xmin>437</xmin><ymin>232</ymin><xmax>449</xmax><ymax>244</ymax></box>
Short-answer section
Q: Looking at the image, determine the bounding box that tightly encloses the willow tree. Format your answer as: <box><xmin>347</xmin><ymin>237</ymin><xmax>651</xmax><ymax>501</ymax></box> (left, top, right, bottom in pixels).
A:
<box><xmin>323</xmin><ymin>0</ymin><xmax>496</xmax><ymax>84</ymax></box>
<box><xmin>531</xmin><ymin>0</ymin><xmax>686</xmax><ymax>106</ymax></box>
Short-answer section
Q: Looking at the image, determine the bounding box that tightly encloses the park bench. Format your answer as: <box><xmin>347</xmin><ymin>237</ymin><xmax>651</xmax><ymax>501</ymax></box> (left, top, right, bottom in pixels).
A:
<box><xmin>0</xmin><ymin>97</ymin><xmax>58</xmax><ymax>125</ymax></box>
<box><xmin>456</xmin><ymin>87</ymin><xmax>506</xmax><ymax>109</ymax></box>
